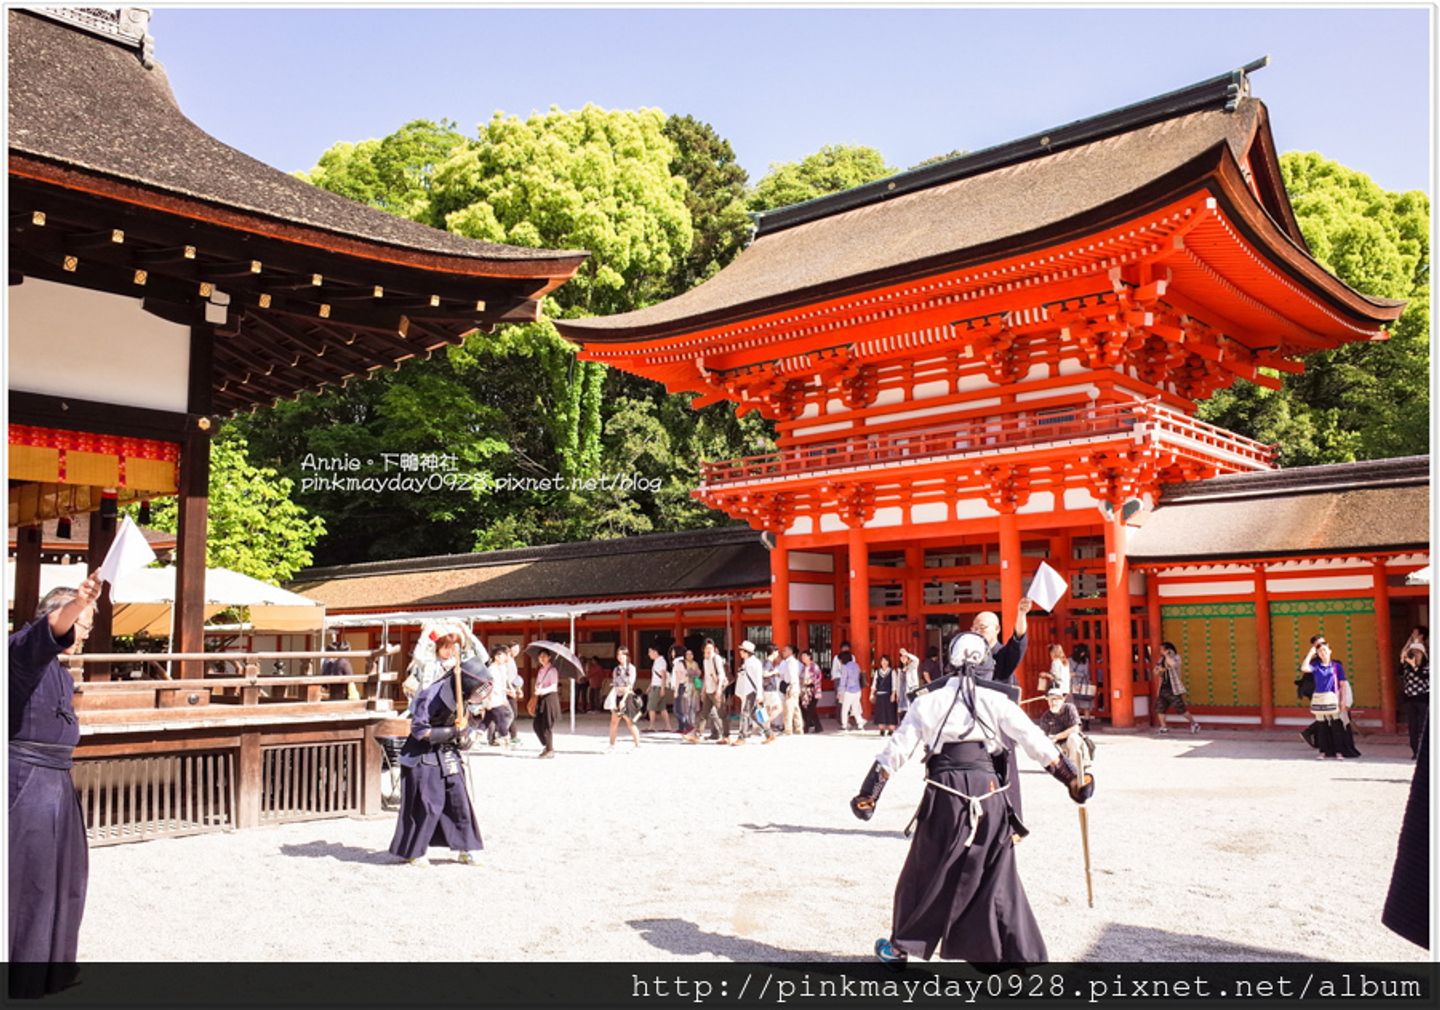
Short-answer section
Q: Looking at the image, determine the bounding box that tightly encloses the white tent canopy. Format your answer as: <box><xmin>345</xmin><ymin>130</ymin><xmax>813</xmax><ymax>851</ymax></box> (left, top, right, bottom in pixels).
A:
<box><xmin>6</xmin><ymin>562</ymin><xmax>324</xmax><ymax>635</ymax></box>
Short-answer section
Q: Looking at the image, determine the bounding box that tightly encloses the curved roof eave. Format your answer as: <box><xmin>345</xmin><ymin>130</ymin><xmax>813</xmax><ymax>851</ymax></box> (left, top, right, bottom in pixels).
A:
<box><xmin>560</xmin><ymin>139</ymin><xmax>1403</xmax><ymax>347</ymax></box>
<box><xmin>7</xmin><ymin>10</ymin><xmax>588</xmax><ymax>281</ymax></box>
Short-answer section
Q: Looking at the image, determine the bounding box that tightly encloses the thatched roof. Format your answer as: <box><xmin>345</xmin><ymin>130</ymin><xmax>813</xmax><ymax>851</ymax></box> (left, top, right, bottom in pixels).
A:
<box><xmin>1128</xmin><ymin>456</ymin><xmax>1430</xmax><ymax>561</ymax></box>
<box><xmin>559</xmin><ymin>66</ymin><xmax>1401</xmax><ymax>343</ymax></box>
<box><xmin>289</xmin><ymin>526</ymin><xmax>769</xmax><ymax>612</ymax></box>
<box><xmin>8</xmin><ymin>9</ymin><xmax>585</xmax><ymax>272</ymax></box>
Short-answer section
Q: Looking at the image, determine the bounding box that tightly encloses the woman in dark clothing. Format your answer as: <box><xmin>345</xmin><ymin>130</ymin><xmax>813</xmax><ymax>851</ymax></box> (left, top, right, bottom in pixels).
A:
<box><xmin>531</xmin><ymin>649</ymin><xmax>561</xmax><ymax>758</ymax></box>
<box><xmin>389</xmin><ymin>660</ymin><xmax>491</xmax><ymax>865</ymax></box>
<box><xmin>1398</xmin><ymin>631</ymin><xmax>1429</xmax><ymax>760</ymax></box>
<box><xmin>799</xmin><ymin>650</ymin><xmax>824</xmax><ymax>733</ymax></box>
<box><xmin>1382</xmin><ymin>720</ymin><xmax>1428</xmax><ymax>949</ymax></box>
<box><xmin>9</xmin><ymin>573</ymin><xmax>102</xmax><ymax>998</ymax></box>
<box><xmin>870</xmin><ymin>655</ymin><xmax>898</xmax><ymax>735</ymax></box>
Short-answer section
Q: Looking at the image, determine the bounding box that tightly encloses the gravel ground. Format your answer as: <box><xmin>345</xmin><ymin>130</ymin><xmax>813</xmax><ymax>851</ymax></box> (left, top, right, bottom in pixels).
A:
<box><xmin>81</xmin><ymin>717</ymin><xmax>1427</xmax><ymax>963</ymax></box>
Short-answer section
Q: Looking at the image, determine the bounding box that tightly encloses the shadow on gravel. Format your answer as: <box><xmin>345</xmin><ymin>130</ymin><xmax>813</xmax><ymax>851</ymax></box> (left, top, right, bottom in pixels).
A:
<box><xmin>1172</xmin><ymin>738</ymin><xmax>1412</xmax><ymax>763</ymax></box>
<box><xmin>1081</xmin><ymin>923</ymin><xmax>1319</xmax><ymax>961</ymax></box>
<box><xmin>740</xmin><ymin>822</ymin><xmax>903</xmax><ymax>839</ymax></box>
<box><xmin>627</xmin><ymin>918</ymin><xmax>864</xmax><ymax>961</ymax></box>
<box><xmin>278</xmin><ymin>841</ymin><xmax>399</xmax><ymax>865</ymax></box>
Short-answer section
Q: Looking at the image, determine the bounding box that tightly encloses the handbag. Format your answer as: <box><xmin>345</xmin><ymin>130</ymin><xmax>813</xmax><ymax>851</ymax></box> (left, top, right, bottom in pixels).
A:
<box><xmin>526</xmin><ymin>695</ymin><xmax>539</xmax><ymax>718</ymax></box>
<box><xmin>623</xmin><ymin>692</ymin><xmax>643</xmax><ymax>721</ymax></box>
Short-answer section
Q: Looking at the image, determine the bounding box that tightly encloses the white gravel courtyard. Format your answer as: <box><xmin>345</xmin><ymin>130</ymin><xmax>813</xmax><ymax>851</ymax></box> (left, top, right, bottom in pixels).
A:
<box><xmin>81</xmin><ymin>718</ymin><xmax>1427</xmax><ymax>963</ymax></box>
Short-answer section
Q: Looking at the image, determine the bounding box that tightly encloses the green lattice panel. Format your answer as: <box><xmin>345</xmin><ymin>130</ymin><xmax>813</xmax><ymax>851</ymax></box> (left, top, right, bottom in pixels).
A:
<box><xmin>1160</xmin><ymin>603</ymin><xmax>1258</xmax><ymax>708</ymax></box>
<box><xmin>1269</xmin><ymin>598</ymin><xmax>1380</xmax><ymax>709</ymax></box>
<box><xmin>1159</xmin><ymin>602</ymin><xmax>1257</xmax><ymax>621</ymax></box>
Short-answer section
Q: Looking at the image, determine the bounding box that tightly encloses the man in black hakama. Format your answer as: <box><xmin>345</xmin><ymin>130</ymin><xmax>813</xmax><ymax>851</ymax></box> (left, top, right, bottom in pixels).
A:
<box><xmin>853</xmin><ymin>632</ymin><xmax>1093</xmax><ymax>967</ymax></box>
<box><xmin>9</xmin><ymin>572</ymin><xmax>102</xmax><ymax>998</ymax></box>
<box><xmin>388</xmin><ymin>659</ymin><xmax>491</xmax><ymax>865</ymax></box>
<box><xmin>1382</xmin><ymin>720</ymin><xmax>1428</xmax><ymax>949</ymax></box>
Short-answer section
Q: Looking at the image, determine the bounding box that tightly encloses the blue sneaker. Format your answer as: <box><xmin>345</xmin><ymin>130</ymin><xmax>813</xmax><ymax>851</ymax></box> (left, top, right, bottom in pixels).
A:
<box><xmin>875</xmin><ymin>938</ymin><xmax>907</xmax><ymax>966</ymax></box>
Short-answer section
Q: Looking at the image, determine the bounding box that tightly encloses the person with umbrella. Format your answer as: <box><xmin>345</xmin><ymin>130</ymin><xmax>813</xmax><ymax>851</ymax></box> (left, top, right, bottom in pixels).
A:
<box><xmin>526</xmin><ymin>640</ymin><xmax>582</xmax><ymax>758</ymax></box>
<box><xmin>388</xmin><ymin>658</ymin><xmax>491</xmax><ymax>866</ymax></box>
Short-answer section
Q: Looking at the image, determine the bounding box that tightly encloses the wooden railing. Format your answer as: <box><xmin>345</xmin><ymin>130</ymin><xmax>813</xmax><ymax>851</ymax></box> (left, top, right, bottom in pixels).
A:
<box><xmin>698</xmin><ymin>399</ymin><xmax>1273</xmax><ymax>486</ymax></box>
<box><xmin>67</xmin><ymin>646</ymin><xmax>401</xmax><ymax>843</ymax></box>
<box><xmin>68</xmin><ymin>646</ymin><xmax>400</xmax><ymax>728</ymax></box>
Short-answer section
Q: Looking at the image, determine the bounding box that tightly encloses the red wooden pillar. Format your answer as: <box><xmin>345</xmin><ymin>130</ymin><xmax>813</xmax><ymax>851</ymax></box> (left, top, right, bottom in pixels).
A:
<box><xmin>1254</xmin><ymin>564</ymin><xmax>1275</xmax><ymax>729</ymax></box>
<box><xmin>770</xmin><ymin>538</ymin><xmax>791</xmax><ymax>650</ymax></box>
<box><xmin>1145</xmin><ymin>568</ymin><xmax>1163</xmax><ymax>728</ymax></box>
<box><xmin>1372</xmin><ymin>560</ymin><xmax>1397</xmax><ymax>733</ymax></box>
<box><xmin>848</xmin><ymin>523</ymin><xmax>872</xmax><ymax>716</ymax></box>
<box><xmin>620</xmin><ymin>610</ymin><xmax>631</xmax><ymax>659</ymax></box>
<box><xmin>997</xmin><ymin>510</ymin><xmax>1022</xmax><ymax>641</ymax></box>
<box><xmin>1104</xmin><ymin>507</ymin><xmax>1134</xmax><ymax>727</ymax></box>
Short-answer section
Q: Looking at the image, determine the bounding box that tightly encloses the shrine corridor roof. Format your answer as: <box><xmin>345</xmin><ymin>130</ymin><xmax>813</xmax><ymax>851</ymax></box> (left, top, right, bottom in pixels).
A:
<box><xmin>1128</xmin><ymin>456</ymin><xmax>1430</xmax><ymax>561</ymax></box>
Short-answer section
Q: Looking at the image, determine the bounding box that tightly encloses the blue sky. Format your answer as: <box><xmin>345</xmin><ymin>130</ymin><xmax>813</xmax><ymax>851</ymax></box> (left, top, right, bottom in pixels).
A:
<box><xmin>150</xmin><ymin>7</ymin><xmax>1432</xmax><ymax>194</ymax></box>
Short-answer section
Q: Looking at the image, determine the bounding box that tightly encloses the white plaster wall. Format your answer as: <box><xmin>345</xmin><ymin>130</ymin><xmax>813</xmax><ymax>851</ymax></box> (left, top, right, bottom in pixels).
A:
<box><xmin>9</xmin><ymin>277</ymin><xmax>191</xmax><ymax>411</ymax></box>
<box><xmin>1265</xmin><ymin>575</ymin><xmax>1375</xmax><ymax>594</ymax></box>
<box><xmin>793</xmin><ymin>421</ymin><xmax>853</xmax><ymax>437</ymax></box>
<box><xmin>1157</xmin><ymin>580</ymin><xmax>1255</xmax><ymax>597</ymax></box>
<box><xmin>790</xmin><ymin>551</ymin><xmax>834</xmax><ymax>573</ymax></box>
<box><xmin>865</xmin><ymin>506</ymin><xmax>904</xmax><ymax>528</ymax></box>
<box><xmin>910</xmin><ymin>502</ymin><xmax>949</xmax><ymax>524</ymax></box>
<box><xmin>791</xmin><ymin>582</ymin><xmax>835</xmax><ymax>613</ymax></box>
<box><xmin>954</xmin><ymin>498</ymin><xmax>995</xmax><ymax>520</ymax></box>
<box><xmin>1015</xmin><ymin>491</ymin><xmax>1055</xmax><ymax>515</ymax></box>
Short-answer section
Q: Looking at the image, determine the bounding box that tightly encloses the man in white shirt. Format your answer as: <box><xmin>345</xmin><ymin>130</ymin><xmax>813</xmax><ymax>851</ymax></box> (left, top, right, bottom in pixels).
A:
<box><xmin>780</xmin><ymin>644</ymin><xmax>804</xmax><ymax>735</ymax></box>
<box><xmin>732</xmin><ymin>640</ymin><xmax>775</xmax><ymax>745</ymax></box>
<box><xmin>646</xmin><ymin>646</ymin><xmax>673</xmax><ymax>732</ymax></box>
<box><xmin>479</xmin><ymin>642</ymin><xmax>512</xmax><ymax>747</ymax></box>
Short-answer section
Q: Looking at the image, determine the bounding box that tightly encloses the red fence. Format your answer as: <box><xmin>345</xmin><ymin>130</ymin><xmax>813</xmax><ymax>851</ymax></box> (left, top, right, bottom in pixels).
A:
<box><xmin>700</xmin><ymin>399</ymin><xmax>1273</xmax><ymax>486</ymax></box>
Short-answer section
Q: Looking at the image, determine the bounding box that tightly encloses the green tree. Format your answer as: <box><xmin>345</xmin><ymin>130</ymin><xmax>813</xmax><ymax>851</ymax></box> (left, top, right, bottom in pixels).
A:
<box><xmin>749</xmin><ymin>144</ymin><xmax>895</xmax><ymax>212</ymax></box>
<box><xmin>298</xmin><ymin>119</ymin><xmax>466</xmax><ymax>224</ymax></box>
<box><xmin>430</xmin><ymin>104</ymin><xmax>694</xmax><ymax>511</ymax></box>
<box><xmin>1199</xmin><ymin>153</ymin><xmax>1429</xmax><ymax>464</ymax></box>
<box><xmin>431</xmin><ymin>104</ymin><xmax>692</xmax><ymax>316</ymax></box>
<box><xmin>249</xmin><ymin>107</ymin><xmax>774</xmax><ymax>564</ymax></box>
<box><xmin>662</xmin><ymin>114</ymin><xmax>752</xmax><ymax>292</ymax></box>
<box><xmin>909</xmin><ymin>149</ymin><xmax>969</xmax><ymax>170</ymax></box>
<box><xmin>140</xmin><ymin>429</ymin><xmax>326</xmax><ymax>582</ymax></box>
